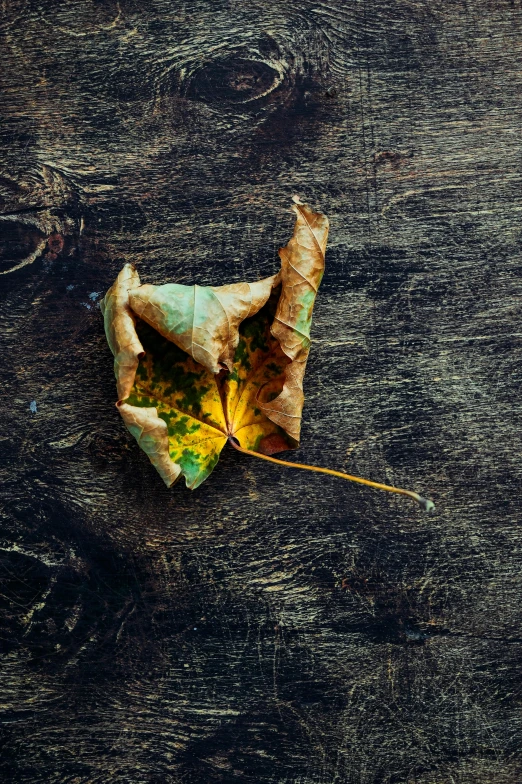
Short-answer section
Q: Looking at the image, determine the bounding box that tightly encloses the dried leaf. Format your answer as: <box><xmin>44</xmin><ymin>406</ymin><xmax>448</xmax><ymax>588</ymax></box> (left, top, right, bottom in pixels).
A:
<box><xmin>101</xmin><ymin>202</ymin><xmax>434</xmax><ymax>511</ymax></box>
<box><xmin>102</xmin><ymin>200</ymin><xmax>328</xmax><ymax>488</ymax></box>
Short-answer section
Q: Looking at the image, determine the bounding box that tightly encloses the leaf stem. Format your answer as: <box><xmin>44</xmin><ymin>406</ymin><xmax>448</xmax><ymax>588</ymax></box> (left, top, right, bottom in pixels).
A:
<box><xmin>228</xmin><ymin>439</ymin><xmax>435</xmax><ymax>512</ymax></box>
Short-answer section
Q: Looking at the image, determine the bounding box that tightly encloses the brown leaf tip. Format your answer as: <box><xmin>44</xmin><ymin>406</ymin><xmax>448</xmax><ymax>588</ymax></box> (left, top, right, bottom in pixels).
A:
<box><xmin>257</xmin><ymin>433</ymin><xmax>293</xmax><ymax>456</ymax></box>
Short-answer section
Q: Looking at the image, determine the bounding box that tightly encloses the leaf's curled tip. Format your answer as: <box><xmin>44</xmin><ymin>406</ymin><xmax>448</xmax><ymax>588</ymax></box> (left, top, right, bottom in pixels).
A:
<box><xmin>115</xmin><ymin>262</ymin><xmax>140</xmax><ymax>288</ymax></box>
<box><xmin>116</xmin><ymin>401</ymin><xmax>181</xmax><ymax>488</ymax></box>
<box><xmin>292</xmin><ymin>194</ymin><xmax>303</xmax><ymax>204</ymax></box>
<box><xmin>99</xmin><ymin>265</ymin><xmax>137</xmax><ymax>316</ymax></box>
<box><xmin>417</xmin><ymin>496</ymin><xmax>436</xmax><ymax>513</ymax></box>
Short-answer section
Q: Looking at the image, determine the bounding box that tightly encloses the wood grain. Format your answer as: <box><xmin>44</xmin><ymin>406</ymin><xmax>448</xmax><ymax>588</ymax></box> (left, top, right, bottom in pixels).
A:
<box><xmin>1</xmin><ymin>1</ymin><xmax>521</xmax><ymax>782</ymax></box>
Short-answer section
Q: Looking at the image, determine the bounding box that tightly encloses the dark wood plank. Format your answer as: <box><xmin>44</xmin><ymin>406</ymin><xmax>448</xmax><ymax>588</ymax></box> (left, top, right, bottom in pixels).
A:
<box><xmin>1</xmin><ymin>1</ymin><xmax>521</xmax><ymax>781</ymax></box>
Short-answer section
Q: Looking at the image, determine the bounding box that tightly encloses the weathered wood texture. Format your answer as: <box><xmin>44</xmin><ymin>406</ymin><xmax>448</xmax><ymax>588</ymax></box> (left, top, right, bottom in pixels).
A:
<box><xmin>1</xmin><ymin>1</ymin><xmax>522</xmax><ymax>782</ymax></box>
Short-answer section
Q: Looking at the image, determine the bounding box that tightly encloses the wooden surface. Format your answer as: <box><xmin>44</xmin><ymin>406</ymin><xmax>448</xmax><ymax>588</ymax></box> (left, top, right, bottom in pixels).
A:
<box><xmin>1</xmin><ymin>1</ymin><xmax>522</xmax><ymax>782</ymax></box>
